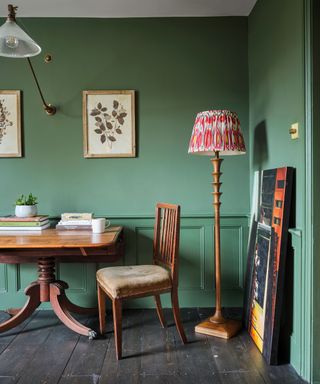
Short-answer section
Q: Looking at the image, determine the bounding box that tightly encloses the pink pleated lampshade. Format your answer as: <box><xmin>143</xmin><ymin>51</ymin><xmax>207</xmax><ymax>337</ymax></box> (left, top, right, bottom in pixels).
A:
<box><xmin>188</xmin><ymin>110</ymin><xmax>246</xmax><ymax>156</ymax></box>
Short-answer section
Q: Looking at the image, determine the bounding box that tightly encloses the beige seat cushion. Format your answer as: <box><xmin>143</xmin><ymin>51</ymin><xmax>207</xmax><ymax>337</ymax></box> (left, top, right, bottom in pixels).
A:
<box><xmin>96</xmin><ymin>265</ymin><xmax>172</xmax><ymax>299</ymax></box>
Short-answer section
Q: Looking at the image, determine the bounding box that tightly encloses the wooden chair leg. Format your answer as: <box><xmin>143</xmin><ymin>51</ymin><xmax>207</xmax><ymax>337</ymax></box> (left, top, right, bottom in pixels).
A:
<box><xmin>154</xmin><ymin>294</ymin><xmax>166</xmax><ymax>328</ymax></box>
<box><xmin>97</xmin><ymin>284</ymin><xmax>106</xmax><ymax>335</ymax></box>
<box><xmin>171</xmin><ymin>288</ymin><xmax>187</xmax><ymax>344</ymax></box>
<box><xmin>112</xmin><ymin>298</ymin><xmax>122</xmax><ymax>360</ymax></box>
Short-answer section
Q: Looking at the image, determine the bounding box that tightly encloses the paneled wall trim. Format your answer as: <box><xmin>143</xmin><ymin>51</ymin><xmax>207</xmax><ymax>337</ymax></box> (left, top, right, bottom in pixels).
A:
<box><xmin>0</xmin><ymin>214</ymin><xmax>249</xmax><ymax>310</ymax></box>
<box><xmin>288</xmin><ymin>228</ymin><xmax>303</xmax><ymax>377</ymax></box>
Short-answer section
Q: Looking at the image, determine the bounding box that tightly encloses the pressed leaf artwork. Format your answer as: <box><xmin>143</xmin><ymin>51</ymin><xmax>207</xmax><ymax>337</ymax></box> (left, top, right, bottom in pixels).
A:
<box><xmin>90</xmin><ymin>99</ymin><xmax>128</xmax><ymax>148</ymax></box>
<box><xmin>0</xmin><ymin>91</ymin><xmax>21</xmax><ymax>158</ymax></box>
<box><xmin>0</xmin><ymin>98</ymin><xmax>13</xmax><ymax>145</ymax></box>
<box><xmin>83</xmin><ymin>90</ymin><xmax>135</xmax><ymax>158</ymax></box>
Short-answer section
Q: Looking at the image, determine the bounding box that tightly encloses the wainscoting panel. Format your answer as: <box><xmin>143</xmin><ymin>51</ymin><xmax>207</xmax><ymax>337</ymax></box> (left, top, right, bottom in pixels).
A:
<box><xmin>18</xmin><ymin>264</ymin><xmax>38</xmax><ymax>292</ymax></box>
<box><xmin>0</xmin><ymin>215</ymin><xmax>249</xmax><ymax>309</ymax></box>
<box><xmin>0</xmin><ymin>264</ymin><xmax>7</xmax><ymax>294</ymax></box>
<box><xmin>220</xmin><ymin>225</ymin><xmax>244</xmax><ymax>290</ymax></box>
<box><xmin>179</xmin><ymin>225</ymin><xmax>205</xmax><ymax>291</ymax></box>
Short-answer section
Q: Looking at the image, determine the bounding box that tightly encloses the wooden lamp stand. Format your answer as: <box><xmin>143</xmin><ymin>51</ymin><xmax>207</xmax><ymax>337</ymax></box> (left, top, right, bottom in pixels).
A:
<box><xmin>195</xmin><ymin>151</ymin><xmax>242</xmax><ymax>339</ymax></box>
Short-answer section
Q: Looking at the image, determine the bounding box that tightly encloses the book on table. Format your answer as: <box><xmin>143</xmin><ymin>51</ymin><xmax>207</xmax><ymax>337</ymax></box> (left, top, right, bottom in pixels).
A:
<box><xmin>56</xmin><ymin>213</ymin><xmax>93</xmax><ymax>231</ymax></box>
<box><xmin>0</xmin><ymin>215</ymin><xmax>49</xmax><ymax>222</ymax></box>
<box><xmin>0</xmin><ymin>220</ymin><xmax>49</xmax><ymax>227</ymax></box>
<box><xmin>0</xmin><ymin>215</ymin><xmax>50</xmax><ymax>231</ymax></box>
<box><xmin>56</xmin><ymin>224</ymin><xmax>92</xmax><ymax>230</ymax></box>
<box><xmin>0</xmin><ymin>222</ymin><xmax>50</xmax><ymax>231</ymax></box>
<box><xmin>61</xmin><ymin>213</ymin><xmax>93</xmax><ymax>221</ymax></box>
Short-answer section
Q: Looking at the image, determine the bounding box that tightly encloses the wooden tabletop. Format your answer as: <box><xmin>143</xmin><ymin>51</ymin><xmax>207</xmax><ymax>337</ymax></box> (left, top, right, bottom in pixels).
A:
<box><xmin>0</xmin><ymin>226</ymin><xmax>123</xmax><ymax>249</ymax></box>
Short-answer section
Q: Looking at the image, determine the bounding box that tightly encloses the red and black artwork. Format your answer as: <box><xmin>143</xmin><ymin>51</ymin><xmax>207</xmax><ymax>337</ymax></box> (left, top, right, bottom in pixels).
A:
<box><xmin>243</xmin><ymin>167</ymin><xmax>293</xmax><ymax>365</ymax></box>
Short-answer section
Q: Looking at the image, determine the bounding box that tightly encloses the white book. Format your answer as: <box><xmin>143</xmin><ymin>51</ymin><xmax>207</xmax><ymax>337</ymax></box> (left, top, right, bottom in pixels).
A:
<box><xmin>58</xmin><ymin>220</ymin><xmax>92</xmax><ymax>226</ymax></box>
<box><xmin>61</xmin><ymin>213</ymin><xmax>93</xmax><ymax>221</ymax></box>
<box><xmin>0</xmin><ymin>223</ymin><xmax>51</xmax><ymax>231</ymax></box>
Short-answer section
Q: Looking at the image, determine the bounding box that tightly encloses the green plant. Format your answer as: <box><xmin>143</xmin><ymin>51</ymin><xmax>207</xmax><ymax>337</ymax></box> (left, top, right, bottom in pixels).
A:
<box><xmin>15</xmin><ymin>193</ymin><xmax>38</xmax><ymax>206</ymax></box>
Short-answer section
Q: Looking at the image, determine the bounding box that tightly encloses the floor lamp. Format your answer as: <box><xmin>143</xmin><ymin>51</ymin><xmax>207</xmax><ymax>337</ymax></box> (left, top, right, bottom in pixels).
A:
<box><xmin>188</xmin><ymin>110</ymin><xmax>246</xmax><ymax>339</ymax></box>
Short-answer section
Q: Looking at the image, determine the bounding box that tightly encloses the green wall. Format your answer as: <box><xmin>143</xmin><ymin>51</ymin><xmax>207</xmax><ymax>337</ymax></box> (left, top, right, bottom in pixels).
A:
<box><xmin>0</xmin><ymin>17</ymin><xmax>249</xmax><ymax>217</ymax></box>
<box><xmin>0</xmin><ymin>18</ymin><xmax>250</xmax><ymax>309</ymax></box>
<box><xmin>248</xmin><ymin>0</ymin><xmax>307</xmax><ymax>379</ymax></box>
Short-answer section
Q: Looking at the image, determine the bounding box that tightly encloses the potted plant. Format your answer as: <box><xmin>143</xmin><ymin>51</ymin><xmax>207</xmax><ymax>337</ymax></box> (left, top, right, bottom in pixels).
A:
<box><xmin>15</xmin><ymin>193</ymin><xmax>38</xmax><ymax>218</ymax></box>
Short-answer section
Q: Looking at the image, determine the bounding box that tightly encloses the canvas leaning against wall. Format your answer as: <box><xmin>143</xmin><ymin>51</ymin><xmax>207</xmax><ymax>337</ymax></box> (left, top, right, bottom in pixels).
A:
<box><xmin>243</xmin><ymin>167</ymin><xmax>293</xmax><ymax>365</ymax></box>
<box><xmin>0</xmin><ymin>90</ymin><xmax>21</xmax><ymax>158</ymax></box>
<box><xmin>82</xmin><ymin>90</ymin><xmax>135</xmax><ymax>158</ymax></box>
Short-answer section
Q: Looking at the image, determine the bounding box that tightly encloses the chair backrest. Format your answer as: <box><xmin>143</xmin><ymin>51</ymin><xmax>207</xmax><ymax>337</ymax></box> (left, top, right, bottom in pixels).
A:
<box><xmin>153</xmin><ymin>203</ymin><xmax>180</xmax><ymax>285</ymax></box>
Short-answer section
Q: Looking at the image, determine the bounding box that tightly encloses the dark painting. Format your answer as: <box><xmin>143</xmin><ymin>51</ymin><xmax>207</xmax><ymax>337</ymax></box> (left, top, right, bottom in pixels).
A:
<box><xmin>243</xmin><ymin>167</ymin><xmax>293</xmax><ymax>365</ymax></box>
<box><xmin>255</xmin><ymin>226</ymin><xmax>272</xmax><ymax>308</ymax></box>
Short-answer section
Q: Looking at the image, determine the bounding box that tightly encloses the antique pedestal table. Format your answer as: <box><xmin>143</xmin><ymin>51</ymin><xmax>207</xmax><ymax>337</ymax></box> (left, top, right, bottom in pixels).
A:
<box><xmin>0</xmin><ymin>226</ymin><xmax>124</xmax><ymax>339</ymax></box>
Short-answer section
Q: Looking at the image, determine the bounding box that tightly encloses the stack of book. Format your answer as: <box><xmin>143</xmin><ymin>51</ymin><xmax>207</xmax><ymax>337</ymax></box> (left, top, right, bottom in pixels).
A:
<box><xmin>56</xmin><ymin>213</ymin><xmax>93</xmax><ymax>230</ymax></box>
<box><xmin>0</xmin><ymin>215</ymin><xmax>50</xmax><ymax>231</ymax></box>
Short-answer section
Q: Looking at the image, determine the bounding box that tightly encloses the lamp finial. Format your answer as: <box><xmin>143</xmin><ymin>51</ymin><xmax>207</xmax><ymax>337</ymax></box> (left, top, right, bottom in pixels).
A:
<box><xmin>8</xmin><ymin>4</ymin><xmax>18</xmax><ymax>21</ymax></box>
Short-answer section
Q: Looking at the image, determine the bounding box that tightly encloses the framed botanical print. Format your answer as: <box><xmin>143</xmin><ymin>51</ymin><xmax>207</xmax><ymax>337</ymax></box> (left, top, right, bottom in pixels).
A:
<box><xmin>83</xmin><ymin>90</ymin><xmax>135</xmax><ymax>158</ymax></box>
<box><xmin>0</xmin><ymin>90</ymin><xmax>21</xmax><ymax>158</ymax></box>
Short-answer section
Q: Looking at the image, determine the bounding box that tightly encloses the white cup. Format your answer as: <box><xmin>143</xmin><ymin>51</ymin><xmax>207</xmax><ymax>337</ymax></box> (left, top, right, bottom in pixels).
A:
<box><xmin>92</xmin><ymin>218</ymin><xmax>110</xmax><ymax>233</ymax></box>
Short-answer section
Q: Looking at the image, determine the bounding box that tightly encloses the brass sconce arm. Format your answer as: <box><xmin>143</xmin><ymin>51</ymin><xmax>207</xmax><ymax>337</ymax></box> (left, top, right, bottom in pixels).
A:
<box><xmin>27</xmin><ymin>58</ymin><xmax>56</xmax><ymax>116</ymax></box>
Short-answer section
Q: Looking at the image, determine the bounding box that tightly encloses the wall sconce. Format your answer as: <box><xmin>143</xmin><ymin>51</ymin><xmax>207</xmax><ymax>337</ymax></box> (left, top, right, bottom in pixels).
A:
<box><xmin>0</xmin><ymin>4</ymin><xmax>56</xmax><ymax>115</ymax></box>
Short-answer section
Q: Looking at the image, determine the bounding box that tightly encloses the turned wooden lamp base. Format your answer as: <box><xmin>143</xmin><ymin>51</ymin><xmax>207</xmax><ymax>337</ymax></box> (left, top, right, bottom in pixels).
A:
<box><xmin>194</xmin><ymin>153</ymin><xmax>242</xmax><ymax>340</ymax></box>
<box><xmin>195</xmin><ymin>317</ymin><xmax>242</xmax><ymax>339</ymax></box>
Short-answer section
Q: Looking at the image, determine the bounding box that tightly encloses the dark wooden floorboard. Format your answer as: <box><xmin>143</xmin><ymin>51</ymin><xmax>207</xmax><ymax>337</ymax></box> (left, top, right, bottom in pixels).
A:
<box><xmin>59</xmin><ymin>316</ymin><xmax>108</xmax><ymax>384</ymax></box>
<box><xmin>0</xmin><ymin>308</ymin><xmax>306</xmax><ymax>384</ymax></box>
<box><xmin>0</xmin><ymin>311</ymin><xmax>37</xmax><ymax>356</ymax></box>
<box><xmin>238</xmin><ymin>331</ymin><xmax>303</xmax><ymax>384</ymax></box>
<box><xmin>98</xmin><ymin>309</ymin><xmax>143</xmax><ymax>384</ymax></box>
<box><xmin>173</xmin><ymin>308</ymin><xmax>221</xmax><ymax>383</ymax></box>
<box><xmin>198</xmin><ymin>307</ymin><xmax>304</xmax><ymax>384</ymax></box>
<box><xmin>16</xmin><ymin>315</ymin><xmax>81</xmax><ymax>384</ymax></box>
<box><xmin>0</xmin><ymin>311</ymin><xmax>60</xmax><ymax>383</ymax></box>
<box><xmin>140</xmin><ymin>308</ymin><xmax>177</xmax><ymax>377</ymax></box>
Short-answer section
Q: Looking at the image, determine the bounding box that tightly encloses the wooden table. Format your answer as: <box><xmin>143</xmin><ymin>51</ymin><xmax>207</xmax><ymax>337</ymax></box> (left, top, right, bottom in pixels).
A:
<box><xmin>0</xmin><ymin>226</ymin><xmax>124</xmax><ymax>339</ymax></box>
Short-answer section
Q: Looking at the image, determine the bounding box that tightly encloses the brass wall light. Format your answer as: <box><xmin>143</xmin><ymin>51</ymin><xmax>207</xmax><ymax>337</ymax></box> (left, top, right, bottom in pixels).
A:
<box><xmin>0</xmin><ymin>4</ymin><xmax>56</xmax><ymax>115</ymax></box>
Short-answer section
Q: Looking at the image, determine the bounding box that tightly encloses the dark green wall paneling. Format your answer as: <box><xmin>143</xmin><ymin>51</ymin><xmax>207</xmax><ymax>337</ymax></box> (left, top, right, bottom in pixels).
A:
<box><xmin>288</xmin><ymin>229</ymin><xmax>303</xmax><ymax>374</ymax></box>
<box><xmin>0</xmin><ymin>215</ymin><xmax>249</xmax><ymax>309</ymax></box>
<box><xmin>0</xmin><ymin>17</ymin><xmax>249</xmax><ymax>217</ymax></box>
<box><xmin>248</xmin><ymin>0</ymin><xmax>306</xmax><ymax>379</ymax></box>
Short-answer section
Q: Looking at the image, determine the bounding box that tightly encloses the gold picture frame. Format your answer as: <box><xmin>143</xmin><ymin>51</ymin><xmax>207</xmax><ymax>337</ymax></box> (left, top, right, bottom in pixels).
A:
<box><xmin>83</xmin><ymin>90</ymin><xmax>136</xmax><ymax>158</ymax></box>
<box><xmin>0</xmin><ymin>90</ymin><xmax>21</xmax><ymax>158</ymax></box>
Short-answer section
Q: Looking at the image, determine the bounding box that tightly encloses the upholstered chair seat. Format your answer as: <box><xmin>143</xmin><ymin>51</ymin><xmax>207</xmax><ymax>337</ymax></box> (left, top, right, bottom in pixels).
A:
<box><xmin>96</xmin><ymin>265</ymin><xmax>172</xmax><ymax>299</ymax></box>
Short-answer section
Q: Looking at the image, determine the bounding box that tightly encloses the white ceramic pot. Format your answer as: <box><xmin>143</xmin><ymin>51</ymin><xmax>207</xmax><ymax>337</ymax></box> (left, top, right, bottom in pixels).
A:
<box><xmin>15</xmin><ymin>205</ymin><xmax>38</xmax><ymax>218</ymax></box>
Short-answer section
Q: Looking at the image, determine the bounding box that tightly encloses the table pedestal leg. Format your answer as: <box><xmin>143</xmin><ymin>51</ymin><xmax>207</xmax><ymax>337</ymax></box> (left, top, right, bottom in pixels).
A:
<box><xmin>60</xmin><ymin>295</ymin><xmax>98</xmax><ymax>315</ymax></box>
<box><xmin>0</xmin><ymin>283</ymin><xmax>40</xmax><ymax>332</ymax></box>
<box><xmin>55</xmin><ymin>280</ymin><xmax>98</xmax><ymax>315</ymax></box>
<box><xmin>0</xmin><ymin>257</ymin><xmax>97</xmax><ymax>338</ymax></box>
<box><xmin>50</xmin><ymin>282</ymin><xmax>97</xmax><ymax>339</ymax></box>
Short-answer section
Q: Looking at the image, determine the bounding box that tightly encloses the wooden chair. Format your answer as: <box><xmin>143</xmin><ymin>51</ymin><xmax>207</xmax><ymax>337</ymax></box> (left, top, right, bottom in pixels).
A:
<box><xmin>96</xmin><ymin>203</ymin><xmax>187</xmax><ymax>359</ymax></box>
